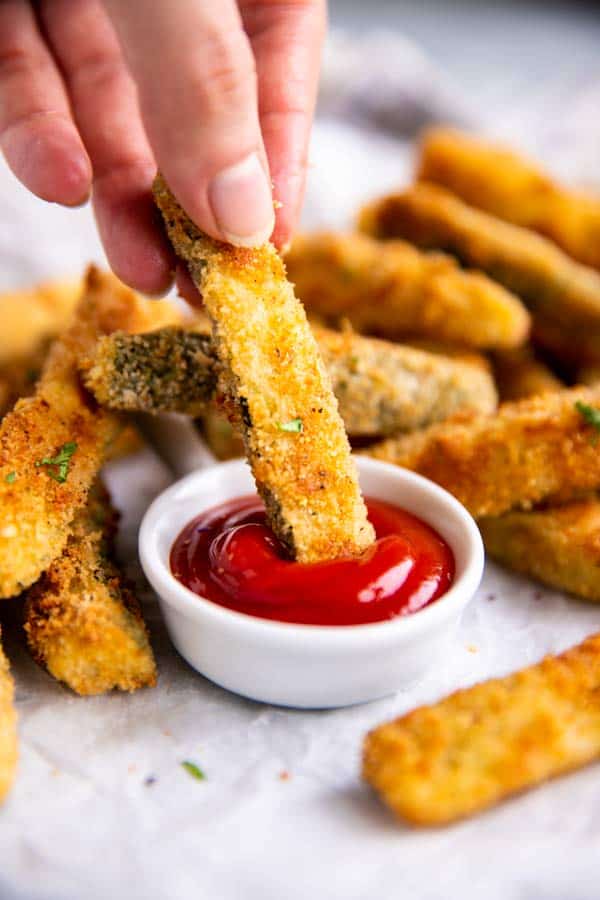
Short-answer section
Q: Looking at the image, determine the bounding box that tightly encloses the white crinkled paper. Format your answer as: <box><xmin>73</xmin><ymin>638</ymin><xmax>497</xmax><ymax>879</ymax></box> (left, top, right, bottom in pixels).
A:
<box><xmin>2</xmin><ymin>30</ymin><xmax>600</xmax><ymax>900</ymax></box>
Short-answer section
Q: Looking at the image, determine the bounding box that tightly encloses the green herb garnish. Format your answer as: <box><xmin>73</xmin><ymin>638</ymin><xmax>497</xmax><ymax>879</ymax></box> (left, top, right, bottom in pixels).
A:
<box><xmin>181</xmin><ymin>760</ymin><xmax>206</xmax><ymax>781</ymax></box>
<box><xmin>4</xmin><ymin>472</ymin><xmax>16</xmax><ymax>484</ymax></box>
<box><xmin>575</xmin><ymin>401</ymin><xmax>600</xmax><ymax>444</ymax></box>
<box><xmin>35</xmin><ymin>441</ymin><xmax>78</xmax><ymax>483</ymax></box>
<box><xmin>278</xmin><ymin>418</ymin><xmax>303</xmax><ymax>434</ymax></box>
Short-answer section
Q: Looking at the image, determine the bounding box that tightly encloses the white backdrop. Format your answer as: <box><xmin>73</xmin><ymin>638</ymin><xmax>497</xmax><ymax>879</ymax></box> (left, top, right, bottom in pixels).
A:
<box><xmin>1</xmin><ymin>27</ymin><xmax>600</xmax><ymax>900</ymax></box>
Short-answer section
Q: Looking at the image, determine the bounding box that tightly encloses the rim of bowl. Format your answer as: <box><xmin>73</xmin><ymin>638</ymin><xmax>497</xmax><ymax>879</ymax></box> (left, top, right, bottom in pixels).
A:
<box><xmin>139</xmin><ymin>457</ymin><xmax>484</xmax><ymax>647</ymax></box>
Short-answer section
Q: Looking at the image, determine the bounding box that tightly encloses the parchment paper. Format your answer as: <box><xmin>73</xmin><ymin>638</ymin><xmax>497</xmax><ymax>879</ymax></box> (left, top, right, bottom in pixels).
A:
<box><xmin>1</xmin><ymin>29</ymin><xmax>600</xmax><ymax>900</ymax></box>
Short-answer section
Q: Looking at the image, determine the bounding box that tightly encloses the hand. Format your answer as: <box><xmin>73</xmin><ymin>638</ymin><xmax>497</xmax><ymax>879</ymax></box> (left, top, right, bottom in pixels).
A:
<box><xmin>0</xmin><ymin>0</ymin><xmax>326</xmax><ymax>293</ymax></box>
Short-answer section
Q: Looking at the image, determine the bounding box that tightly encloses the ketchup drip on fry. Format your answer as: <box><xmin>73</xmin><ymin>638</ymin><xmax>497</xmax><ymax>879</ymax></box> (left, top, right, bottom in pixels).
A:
<box><xmin>170</xmin><ymin>496</ymin><xmax>454</xmax><ymax>626</ymax></box>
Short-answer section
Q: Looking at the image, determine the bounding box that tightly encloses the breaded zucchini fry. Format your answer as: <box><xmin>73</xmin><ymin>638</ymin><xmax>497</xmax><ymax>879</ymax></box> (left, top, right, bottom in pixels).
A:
<box><xmin>491</xmin><ymin>346</ymin><xmax>563</xmax><ymax>401</ymax></box>
<box><xmin>359</xmin><ymin>184</ymin><xmax>600</xmax><ymax>365</ymax></box>
<box><xmin>285</xmin><ymin>231</ymin><xmax>529</xmax><ymax>349</ymax></box>
<box><xmin>366</xmin><ymin>386</ymin><xmax>600</xmax><ymax>518</ymax></box>
<box><xmin>0</xmin><ymin>280</ymin><xmax>80</xmax><ymax>366</ymax></box>
<box><xmin>0</xmin><ymin>630</ymin><xmax>17</xmax><ymax>802</ymax></box>
<box><xmin>24</xmin><ymin>481</ymin><xmax>157</xmax><ymax>695</ymax></box>
<box><xmin>480</xmin><ymin>498</ymin><xmax>600</xmax><ymax>602</ymax></box>
<box><xmin>85</xmin><ymin>324</ymin><xmax>498</xmax><ymax>436</ymax></box>
<box><xmin>0</xmin><ymin>268</ymin><xmax>180</xmax><ymax>598</ymax></box>
<box><xmin>418</xmin><ymin>127</ymin><xmax>600</xmax><ymax>269</ymax></box>
<box><xmin>153</xmin><ymin>176</ymin><xmax>374</xmax><ymax>562</ymax></box>
<box><xmin>83</xmin><ymin>327</ymin><xmax>216</xmax><ymax>416</ymax></box>
<box><xmin>198</xmin><ymin>404</ymin><xmax>245</xmax><ymax>460</ymax></box>
<box><xmin>363</xmin><ymin>633</ymin><xmax>600</xmax><ymax>825</ymax></box>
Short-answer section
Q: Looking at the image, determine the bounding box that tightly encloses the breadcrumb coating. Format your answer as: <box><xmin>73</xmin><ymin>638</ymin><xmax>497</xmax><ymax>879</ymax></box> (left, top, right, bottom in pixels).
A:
<box><xmin>24</xmin><ymin>481</ymin><xmax>157</xmax><ymax>695</ymax></box>
<box><xmin>363</xmin><ymin>633</ymin><xmax>600</xmax><ymax>825</ymax></box>
<box><xmin>0</xmin><ymin>280</ymin><xmax>80</xmax><ymax>366</ymax></box>
<box><xmin>153</xmin><ymin>175</ymin><xmax>374</xmax><ymax>562</ymax></box>
<box><xmin>286</xmin><ymin>231</ymin><xmax>529</xmax><ymax>349</ymax></box>
<box><xmin>491</xmin><ymin>346</ymin><xmax>563</xmax><ymax>402</ymax></box>
<box><xmin>418</xmin><ymin>127</ymin><xmax>600</xmax><ymax>270</ymax></box>
<box><xmin>366</xmin><ymin>385</ymin><xmax>600</xmax><ymax>518</ymax></box>
<box><xmin>359</xmin><ymin>183</ymin><xmax>600</xmax><ymax>365</ymax></box>
<box><xmin>0</xmin><ymin>630</ymin><xmax>17</xmax><ymax>803</ymax></box>
<box><xmin>480</xmin><ymin>498</ymin><xmax>600</xmax><ymax>602</ymax></box>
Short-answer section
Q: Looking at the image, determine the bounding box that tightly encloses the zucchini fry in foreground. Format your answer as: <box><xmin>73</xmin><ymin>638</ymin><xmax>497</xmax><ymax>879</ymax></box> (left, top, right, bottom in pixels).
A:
<box><xmin>0</xmin><ymin>630</ymin><xmax>17</xmax><ymax>803</ymax></box>
<box><xmin>24</xmin><ymin>481</ymin><xmax>156</xmax><ymax>696</ymax></box>
<box><xmin>364</xmin><ymin>633</ymin><xmax>600</xmax><ymax>825</ymax></box>
<box><xmin>153</xmin><ymin>176</ymin><xmax>374</xmax><ymax>562</ymax></box>
<box><xmin>366</xmin><ymin>386</ymin><xmax>600</xmax><ymax>518</ymax></box>
<box><xmin>359</xmin><ymin>184</ymin><xmax>600</xmax><ymax>365</ymax></box>
<box><xmin>480</xmin><ymin>498</ymin><xmax>600</xmax><ymax>602</ymax></box>
<box><xmin>286</xmin><ymin>231</ymin><xmax>529</xmax><ymax>349</ymax></box>
<box><xmin>418</xmin><ymin>127</ymin><xmax>600</xmax><ymax>270</ymax></box>
<box><xmin>85</xmin><ymin>324</ymin><xmax>498</xmax><ymax>436</ymax></box>
<box><xmin>0</xmin><ymin>268</ymin><xmax>181</xmax><ymax>598</ymax></box>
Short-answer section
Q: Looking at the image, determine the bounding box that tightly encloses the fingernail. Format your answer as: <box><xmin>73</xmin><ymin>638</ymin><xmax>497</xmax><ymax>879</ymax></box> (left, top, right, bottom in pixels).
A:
<box><xmin>209</xmin><ymin>153</ymin><xmax>275</xmax><ymax>247</ymax></box>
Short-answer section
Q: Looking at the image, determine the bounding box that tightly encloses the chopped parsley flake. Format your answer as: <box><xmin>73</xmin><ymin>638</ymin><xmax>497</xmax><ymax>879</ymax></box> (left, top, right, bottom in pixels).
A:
<box><xmin>278</xmin><ymin>418</ymin><xmax>303</xmax><ymax>434</ymax></box>
<box><xmin>35</xmin><ymin>441</ymin><xmax>78</xmax><ymax>483</ymax></box>
<box><xmin>575</xmin><ymin>401</ymin><xmax>600</xmax><ymax>442</ymax></box>
<box><xmin>4</xmin><ymin>472</ymin><xmax>16</xmax><ymax>484</ymax></box>
<box><xmin>181</xmin><ymin>760</ymin><xmax>206</xmax><ymax>781</ymax></box>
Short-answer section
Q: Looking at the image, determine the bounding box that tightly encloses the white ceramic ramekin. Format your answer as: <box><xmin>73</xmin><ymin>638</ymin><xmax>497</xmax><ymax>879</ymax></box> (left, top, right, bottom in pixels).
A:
<box><xmin>139</xmin><ymin>457</ymin><xmax>483</xmax><ymax>708</ymax></box>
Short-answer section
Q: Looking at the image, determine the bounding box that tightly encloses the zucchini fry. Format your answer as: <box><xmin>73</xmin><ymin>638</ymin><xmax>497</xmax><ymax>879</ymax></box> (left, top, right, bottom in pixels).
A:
<box><xmin>418</xmin><ymin>127</ymin><xmax>600</xmax><ymax>270</ymax></box>
<box><xmin>24</xmin><ymin>481</ymin><xmax>157</xmax><ymax>695</ymax></box>
<box><xmin>285</xmin><ymin>231</ymin><xmax>529</xmax><ymax>349</ymax></box>
<box><xmin>363</xmin><ymin>633</ymin><xmax>600</xmax><ymax>826</ymax></box>
<box><xmin>0</xmin><ymin>630</ymin><xmax>17</xmax><ymax>802</ymax></box>
<box><xmin>359</xmin><ymin>183</ymin><xmax>600</xmax><ymax>365</ymax></box>
<box><xmin>491</xmin><ymin>346</ymin><xmax>563</xmax><ymax>401</ymax></box>
<box><xmin>0</xmin><ymin>280</ymin><xmax>80</xmax><ymax>367</ymax></box>
<box><xmin>0</xmin><ymin>267</ymin><xmax>180</xmax><ymax>598</ymax></box>
<box><xmin>85</xmin><ymin>324</ymin><xmax>498</xmax><ymax>436</ymax></box>
<box><xmin>153</xmin><ymin>176</ymin><xmax>374</xmax><ymax>562</ymax></box>
<box><xmin>480</xmin><ymin>498</ymin><xmax>600</xmax><ymax>602</ymax></box>
<box><xmin>366</xmin><ymin>385</ymin><xmax>600</xmax><ymax>518</ymax></box>
<box><xmin>198</xmin><ymin>404</ymin><xmax>245</xmax><ymax>460</ymax></box>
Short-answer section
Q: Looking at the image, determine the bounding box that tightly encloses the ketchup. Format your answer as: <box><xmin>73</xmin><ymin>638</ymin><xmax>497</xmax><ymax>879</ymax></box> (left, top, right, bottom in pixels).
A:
<box><xmin>170</xmin><ymin>496</ymin><xmax>454</xmax><ymax>626</ymax></box>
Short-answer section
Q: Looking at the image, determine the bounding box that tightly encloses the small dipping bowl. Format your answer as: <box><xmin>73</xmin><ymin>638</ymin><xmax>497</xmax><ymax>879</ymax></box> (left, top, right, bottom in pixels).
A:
<box><xmin>139</xmin><ymin>457</ymin><xmax>484</xmax><ymax>708</ymax></box>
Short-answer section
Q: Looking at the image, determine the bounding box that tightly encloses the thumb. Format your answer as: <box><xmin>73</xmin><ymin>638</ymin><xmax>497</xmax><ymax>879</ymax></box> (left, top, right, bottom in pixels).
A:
<box><xmin>103</xmin><ymin>0</ymin><xmax>275</xmax><ymax>247</ymax></box>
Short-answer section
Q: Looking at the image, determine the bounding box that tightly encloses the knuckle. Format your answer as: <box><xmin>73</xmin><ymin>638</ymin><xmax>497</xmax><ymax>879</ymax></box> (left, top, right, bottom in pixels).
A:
<box><xmin>193</xmin><ymin>30</ymin><xmax>256</xmax><ymax>112</ymax></box>
<box><xmin>0</xmin><ymin>42</ymin><xmax>35</xmax><ymax>82</ymax></box>
<box><xmin>69</xmin><ymin>49</ymin><xmax>125</xmax><ymax>95</ymax></box>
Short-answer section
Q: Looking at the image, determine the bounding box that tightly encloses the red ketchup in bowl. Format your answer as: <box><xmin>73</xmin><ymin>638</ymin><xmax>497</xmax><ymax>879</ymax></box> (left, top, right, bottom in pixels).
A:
<box><xmin>170</xmin><ymin>496</ymin><xmax>454</xmax><ymax>626</ymax></box>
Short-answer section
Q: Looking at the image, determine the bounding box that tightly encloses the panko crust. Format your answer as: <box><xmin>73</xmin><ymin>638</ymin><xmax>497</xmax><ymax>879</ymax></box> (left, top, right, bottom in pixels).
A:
<box><xmin>153</xmin><ymin>175</ymin><xmax>374</xmax><ymax>562</ymax></box>
<box><xmin>24</xmin><ymin>482</ymin><xmax>157</xmax><ymax>696</ymax></box>
<box><xmin>366</xmin><ymin>385</ymin><xmax>600</xmax><ymax>518</ymax></box>
<box><xmin>363</xmin><ymin>633</ymin><xmax>600</xmax><ymax>826</ymax></box>
<box><xmin>418</xmin><ymin>127</ymin><xmax>600</xmax><ymax>270</ymax></box>
<box><xmin>359</xmin><ymin>183</ymin><xmax>600</xmax><ymax>365</ymax></box>
<box><xmin>286</xmin><ymin>231</ymin><xmax>529</xmax><ymax>349</ymax></box>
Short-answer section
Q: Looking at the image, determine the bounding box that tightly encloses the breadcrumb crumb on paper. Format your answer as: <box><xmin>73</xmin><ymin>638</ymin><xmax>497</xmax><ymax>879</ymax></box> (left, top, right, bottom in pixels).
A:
<box><xmin>153</xmin><ymin>175</ymin><xmax>374</xmax><ymax>562</ymax></box>
<box><xmin>363</xmin><ymin>633</ymin><xmax>600</xmax><ymax>826</ymax></box>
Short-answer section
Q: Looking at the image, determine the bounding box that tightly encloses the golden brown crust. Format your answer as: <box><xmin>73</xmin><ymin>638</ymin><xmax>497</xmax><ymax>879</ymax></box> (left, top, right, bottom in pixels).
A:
<box><xmin>359</xmin><ymin>183</ymin><xmax>600</xmax><ymax>365</ymax></box>
<box><xmin>491</xmin><ymin>346</ymin><xmax>563</xmax><ymax>402</ymax></box>
<box><xmin>0</xmin><ymin>267</ymin><xmax>180</xmax><ymax>598</ymax></box>
<box><xmin>366</xmin><ymin>385</ymin><xmax>600</xmax><ymax>518</ymax></box>
<box><xmin>0</xmin><ymin>630</ymin><xmax>17</xmax><ymax>803</ymax></box>
<box><xmin>363</xmin><ymin>633</ymin><xmax>600</xmax><ymax>826</ymax></box>
<box><xmin>480</xmin><ymin>498</ymin><xmax>600</xmax><ymax>602</ymax></box>
<box><xmin>0</xmin><ymin>280</ymin><xmax>81</xmax><ymax>367</ymax></box>
<box><xmin>86</xmin><ymin>324</ymin><xmax>497</xmax><ymax>436</ymax></box>
<box><xmin>24</xmin><ymin>481</ymin><xmax>157</xmax><ymax>696</ymax></box>
<box><xmin>153</xmin><ymin>175</ymin><xmax>374</xmax><ymax>562</ymax></box>
<box><xmin>418</xmin><ymin>127</ymin><xmax>600</xmax><ymax>269</ymax></box>
<box><xmin>286</xmin><ymin>231</ymin><xmax>529</xmax><ymax>349</ymax></box>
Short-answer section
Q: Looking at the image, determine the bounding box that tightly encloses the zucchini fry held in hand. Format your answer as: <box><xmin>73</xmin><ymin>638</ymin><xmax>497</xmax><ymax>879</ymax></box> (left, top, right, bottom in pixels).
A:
<box><xmin>364</xmin><ymin>633</ymin><xmax>600</xmax><ymax>826</ymax></box>
<box><xmin>0</xmin><ymin>267</ymin><xmax>181</xmax><ymax>598</ymax></box>
<box><xmin>480</xmin><ymin>499</ymin><xmax>600</xmax><ymax>603</ymax></box>
<box><xmin>366</xmin><ymin>386</ymin><xmax>600</xmax><ymax>518</ymax></box>
<box><xmin>418</xmin><ymin>127</ymin><xmax>600</xmax><ymax>270</ymax></box>
<box><xmin>153</xmin><ymin>176</ymin><xmax>374</xmax><ymax>562</ymax></box>
<box><xmin>285</xmin><ymin>231</ymin><xmax>529</xmax><ymax>349</ymax></box>
<box><xmin>359</xmin><ymin>184</ymin><xmax>600</xmax><ymax>365</ymax></box>
<box><xmin>24</xmin><ymin>481</ymin><xmax>156</xmax><ymax>696</ymax></box>
<box><xmin>84</xmin><ymin>324</ymin><xmax>497</xmax><ymax>437</ymax></box>
<box><xmin>0</xmin><ymin>631</ymin><xmax>17</xmax><ymax>803</ymax></box>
